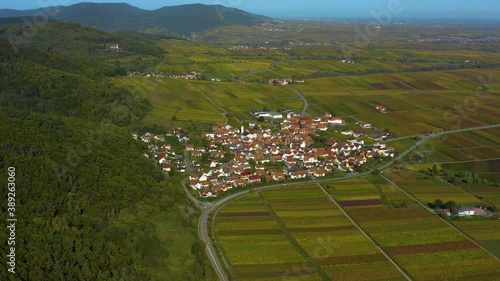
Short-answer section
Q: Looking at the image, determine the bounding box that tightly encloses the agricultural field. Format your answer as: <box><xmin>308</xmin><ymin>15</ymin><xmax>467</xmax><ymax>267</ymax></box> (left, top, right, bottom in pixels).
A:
<box><xmin>215</xmin><ymin>186</ymin><xmax>407</xmax><ymax>280</ymax></box>
<box><xmin>464</xmin><ymin>187</ymin><xmax>500</xmax><ymax>206</ymax></box>
<box><xmin>215</xmin><ymin>193</ymin><xmax>318</xmax><ymax>281</ymax></box>
<box><xmin>384</xmin><ymin>170</ymin><xmax>483</xmax><ymax>206</ymax></box>
<box><xmin>451</xmin><ymin>220</ymin><xmax>500</xmax><ymax>258</ymax></box>
<box><xmin>216</xmin><ymin>179</ymin><xmax>500</xmax><ymax>280</ymax></box>
<box><xmin>326</xmin><ymin>177</ymin><xmax>500</xmax><ymax>280</ymax></box>
<box><xmin>387</xmin><ymin>138</ymin><xmax>418</xmax><ymax>154</ymax></box>
<box><xmin>113</xmin><ymin>76</ymin><xmax>302</xmax><ymax>126</ymax></box>
<box><xmin>325</xmin><ymin>178</ymin><xmax>383</xmax><ymax>204</ymax></box>
<box><xmin>260</xmin><ymin>185</ymin><xmax>406</xmax><ymax>280</ymax></box>
<box><xmin>155</xmin><ymin>39</ymin><xmax>275</xmax><ymax>79</ymax></box>
<box><xmin>189</xmin><ymin>82</ymin><xmax>303</xmax><ymax>121</ymax></box>
<box><xmin>410</xmin><ymin>128</ymin><xmax>500</xmax><ymax>163</ymax></box>
<box><xmin>291</xmin><ymin>69</ymin><xmax>500</xmax><ymax>136</ymax></box>
<box><xmin>384</xmin><ymin>170</ymin><xmax>500</xmax><ymax>259</ymax></box>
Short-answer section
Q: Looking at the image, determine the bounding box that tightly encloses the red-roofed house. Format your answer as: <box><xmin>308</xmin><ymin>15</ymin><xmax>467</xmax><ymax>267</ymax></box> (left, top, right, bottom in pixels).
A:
<box><xmin>375</xmin><ymin>104</ymin><xmax>388</xmax><ymax>112</ymax></box>
<box><xmin>248</xmin><ymin>175</ymin><xmax>262</xmax><ymax>184</ymax></box>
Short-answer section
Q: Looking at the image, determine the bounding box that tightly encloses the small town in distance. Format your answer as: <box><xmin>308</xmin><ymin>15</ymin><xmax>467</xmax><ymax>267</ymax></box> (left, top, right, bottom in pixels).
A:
<box><xmin>134</xmin><ymin>110</ymin><xmax>395</xmax><ymax>197</ymax></box>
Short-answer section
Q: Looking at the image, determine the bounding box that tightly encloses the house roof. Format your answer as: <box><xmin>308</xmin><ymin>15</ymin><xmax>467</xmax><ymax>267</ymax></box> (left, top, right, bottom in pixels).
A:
<box><xmin>249</xmin><ymin>175</ymin><xmax>261</xmax><ymax>180</ymax></box>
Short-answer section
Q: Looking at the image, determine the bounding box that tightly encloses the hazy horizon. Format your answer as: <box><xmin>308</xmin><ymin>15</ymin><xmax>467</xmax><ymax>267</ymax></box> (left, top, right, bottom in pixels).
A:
<box><xmin>1</xmin><ymin>0</ymin><xmax>499</xmax><ymax>20</ymax></box>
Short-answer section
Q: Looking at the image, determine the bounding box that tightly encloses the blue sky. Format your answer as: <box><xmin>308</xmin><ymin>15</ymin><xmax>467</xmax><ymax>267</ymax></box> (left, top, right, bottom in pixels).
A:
<box><xmin>1</xmin><ymin>0</ymin><xmax>499</xmax><ymax>19</ymax></box>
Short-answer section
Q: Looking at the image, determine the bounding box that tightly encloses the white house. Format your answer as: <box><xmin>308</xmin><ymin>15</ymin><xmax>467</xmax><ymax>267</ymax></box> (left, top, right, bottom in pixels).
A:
<box><xmin>328</xmin><ymin>118</ymin><xmax>344</xmax><ymax>125</ymax></box>
<box><xmin>453</xmin><ymin>206</ymin><xmax>475</xmax><ymax>217</ymax></box>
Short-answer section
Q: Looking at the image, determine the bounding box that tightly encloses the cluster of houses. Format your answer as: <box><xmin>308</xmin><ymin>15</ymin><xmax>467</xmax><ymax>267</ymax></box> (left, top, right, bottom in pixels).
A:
<box><xmin>228</xmin><ymin>45</ymin><xmax>282</xmax><ymax>51</ymax></box>
<box><xmin>133</xmin><ymin>129</ymin><xmax>190</xmax><ymax>174</ymax></box>
<box><xmin>170</xmin><ymin>71</ymin><xmax>203</xmax><ymax>80</ymax></box>
<box><xmin>184</xmin><ymin>112</ymin><xmax>394</xmax><ymax>198</ymax></box>
<box><xmin>268</xmin><ymin>77</ymin><xmax>305</xmax><ymax>86</ymax></box>
<box><xmin>127</xmin><ymin>71</ymin><xmax>165</xmax><ymax>78</ymax></box>
<box><xmin>228</xmin><ymin>45</ymin><xmax>253</xmax><ymax>51</ymax></box>
<box><xmin>132</xmin><ymin>110</ymin><xmax>397</xmax><ymax>198</ymax></box>
<box><xmin>341</xmin><ymin>59</ymin><xmax>355</xmax><ymax>64</ymax></box>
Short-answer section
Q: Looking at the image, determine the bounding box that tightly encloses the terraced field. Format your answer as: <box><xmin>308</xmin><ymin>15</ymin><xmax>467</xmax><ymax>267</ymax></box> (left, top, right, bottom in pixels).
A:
<box><xmin>411</xmin><ymin>127</ymin><xmax>500</xmax><ymax>163</ymax></box>
<box><xmin>384</xmin><ymin>170</ymin><xmax>500</xmax><ymax>260</ymax></box>
<box><xmin>113</xmin><ymin>77</ymin><xmax>302</xmax><ymax>126</ymax></box>
<box><xmin>215</xmin><ymin>180</ymin><xmax>500</xmax><ymax>280</ymax></box>
<box><xmin>292</xmin><ymin>69</ymin><xmax>500</xmax><ymax>136</ymax></box>
<box><xmin>451</xmin><ymin>220</ymin><xmax>500</xmax><ymax>258</ymax></box>
<box><xmin>464</xmin><ymin>187</ymin><xmax>500</xmax><ymax>206</ymax></box>
<box><xmin>215</xmin><ymin>193</ymin><xmax>317</xmax><ymax>281</ymax></box>
<box><xmin>383</xmin><ymin>171</ymin><xmax>483</xmax><ymax>206</ymax></box>
<box><xmin>326</xmin><ymin>177</ymin><xmax>500</xmax><ymax>280</ymax></box>
<box><xmin>260</xmin><ymin>185</ymin><xmax>406</xmax><ymax>280</ymax></box>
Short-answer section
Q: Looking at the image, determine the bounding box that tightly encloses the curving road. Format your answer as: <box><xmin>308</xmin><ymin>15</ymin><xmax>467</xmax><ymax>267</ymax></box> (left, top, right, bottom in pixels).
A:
<box><xmin>285</xmin><ymin>86</ymin><xmax>309</xmax><ymax>116</ymax></box>
<box><xmin>182</xmin><ymin>123</ymin><xmax>500</xmax><ymax>281</ymax></box>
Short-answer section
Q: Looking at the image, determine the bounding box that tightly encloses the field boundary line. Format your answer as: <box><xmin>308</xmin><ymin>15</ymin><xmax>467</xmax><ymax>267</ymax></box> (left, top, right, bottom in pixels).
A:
<box><xmin>316</xmin><ymin>183</ymin><xmax>413</xmax><ymax>281</ymax></box>
<box><xmin>380</xmin><ymin>174</ymin><xmax>500</xmax><ymax>261</ymax></box>
<box><xmin>188</xmin><ymin>82</ymin><xmax>243</xmax><ymax>125</ymax></box>
<box><xmin>257</xmin><ymin>193</ymin><xmax>331</xmax><ymax>281</ymax></box>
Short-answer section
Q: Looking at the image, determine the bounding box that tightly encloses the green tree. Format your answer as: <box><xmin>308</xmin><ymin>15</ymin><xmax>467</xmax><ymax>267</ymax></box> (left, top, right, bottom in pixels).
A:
<box><xmin>444</xmin><ymin>201</ymin><xmax>456</xmax><ymax>209</ymax></box>
<box><xmin>434</xmin><ymin>199</ymin><xmax>444</xmax><ymax>209</ymax></box>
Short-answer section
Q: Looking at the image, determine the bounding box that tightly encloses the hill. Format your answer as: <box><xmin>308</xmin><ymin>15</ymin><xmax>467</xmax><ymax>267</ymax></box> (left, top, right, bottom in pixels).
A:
<box><xmin>0</xmin><ymin>20</ymin><xmax>166</xmax><ymax>59</ymax></box>
<box><xmin>0</xmin><ymin>23</ymin><xmax>213</xmax><ymax>279</ymax></box>
<box><xmin>0</xmin><ymin>2</ymin><xmax>270</xmax><ymax>35</ymax></box>
<box><xmin>0</xmin><ymin>8</ymin><xmax>40</xmax><ymax>18</ymax></box>
<box><xmin>0</xmin><ymin>35</ymin><xmax>151</xmax><ymax>124</ymax></box>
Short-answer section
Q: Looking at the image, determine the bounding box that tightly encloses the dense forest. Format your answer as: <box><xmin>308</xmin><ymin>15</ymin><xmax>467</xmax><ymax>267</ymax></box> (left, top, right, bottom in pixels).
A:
<box><xmin>0</xmin><ymin>21</ymin><xmax>213</xmax><ymax>280</ymax></box>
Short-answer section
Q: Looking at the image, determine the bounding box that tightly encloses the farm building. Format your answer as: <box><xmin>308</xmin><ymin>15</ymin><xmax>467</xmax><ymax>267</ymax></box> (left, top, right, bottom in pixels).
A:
<box><xmin>452</xmin><ymin>206</ymin><xmax>475</xmax><ymax>217</ymax></box>
<box><xmin>253</xmin><ymin>111</ymin><xmax>283</xmax><ymax>119</ymax></box>
<box><xmin>374</xmin><ymin>104</ymin><xmax>388</xmax><ymax>112</ymax></box>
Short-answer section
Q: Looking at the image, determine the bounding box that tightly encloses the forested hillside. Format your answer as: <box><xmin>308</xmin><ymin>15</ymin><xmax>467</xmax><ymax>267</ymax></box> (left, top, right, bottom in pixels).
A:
<box><xmin>0</xmin><ymin>21</ymin><xmax>213</xmax><ymax>280</ymax></box>
<box><xmin>0</xmin><ymin>41</ymin><xmax>149</xmax><ymax>124</ymax></box>
<box><xmin>0</xmin><ymin>3</ymin><xmax>269</xmax><ymax>35</ymax></box>
<box><xmin>0</xmin><ymin>21</ymin><xmax>166</xmax><ymax>58</ymax></box>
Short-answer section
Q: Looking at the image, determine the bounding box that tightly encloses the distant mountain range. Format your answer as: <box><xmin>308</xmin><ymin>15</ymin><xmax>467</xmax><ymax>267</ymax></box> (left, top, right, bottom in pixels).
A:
<box><xmin>0</xmin><ymin>2</ymin><xmax>270</xmax><ymax>35</ymax></box>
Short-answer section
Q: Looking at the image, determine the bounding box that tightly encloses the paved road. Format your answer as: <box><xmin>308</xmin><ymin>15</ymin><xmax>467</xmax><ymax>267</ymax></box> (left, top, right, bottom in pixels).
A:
<box><xmin>184</xmin><ymin>123</ymin><xmax>500</xmax><ymax>281</ymax></box>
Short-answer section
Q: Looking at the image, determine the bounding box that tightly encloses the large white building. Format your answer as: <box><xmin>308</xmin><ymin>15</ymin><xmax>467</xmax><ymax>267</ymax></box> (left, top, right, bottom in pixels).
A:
<box><xmin>254</xmin><ymin>111</ymin><xmax>283</xmax><ymax>119</ymax></box>
<box><xmin>453</xmin><ymin>206</ymin><xmax>475</xmax><ymax>217</ymax></box>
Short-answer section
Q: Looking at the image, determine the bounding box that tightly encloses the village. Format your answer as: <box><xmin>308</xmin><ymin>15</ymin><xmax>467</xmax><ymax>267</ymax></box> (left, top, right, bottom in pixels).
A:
<box><xmin>133</xmin><ymin>111</ymin><xmax>396</xmax><ymax>198</ymax></box>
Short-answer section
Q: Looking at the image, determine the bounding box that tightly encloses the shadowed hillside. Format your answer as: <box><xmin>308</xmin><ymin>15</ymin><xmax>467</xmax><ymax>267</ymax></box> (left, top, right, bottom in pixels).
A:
<box><xmin>0</xmin><ymin>3</ymin><xmax>270</xmax><ymax>35</ymax></box>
